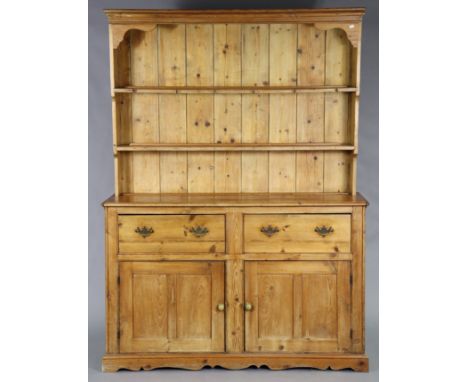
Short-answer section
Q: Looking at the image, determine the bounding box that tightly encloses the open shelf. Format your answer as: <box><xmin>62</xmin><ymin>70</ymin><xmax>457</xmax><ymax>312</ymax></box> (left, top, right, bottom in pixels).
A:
<box><xmin>103</xmin><ymin>192</ymin><xmax>368</xmax><ymax>207</ymax></box>
<box><xmin>110</xmin><ymin>22</ymin><xmax>360</xmax><ymax>195</ymax></box>
<box><xmin>116</xmin><ymin>143</ymin><xmax>355</xmax><ymax>152</ymax></box>
<box><xmin>113</xmin><ymin>86</ymin><xmax>358</xmax><ymax>95</ymax></box>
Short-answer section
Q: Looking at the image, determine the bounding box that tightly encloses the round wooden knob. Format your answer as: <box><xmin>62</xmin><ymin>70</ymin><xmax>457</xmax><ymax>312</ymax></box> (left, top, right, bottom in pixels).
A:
<box><xmin>244</xmin><ymin>302</ymin><xmax>253</xmax><ymax>311</ymax></box>
<box><xmin>217</xmin><ymin>303</ymin><xmax>225</xmax><ymax>312</ymax></box>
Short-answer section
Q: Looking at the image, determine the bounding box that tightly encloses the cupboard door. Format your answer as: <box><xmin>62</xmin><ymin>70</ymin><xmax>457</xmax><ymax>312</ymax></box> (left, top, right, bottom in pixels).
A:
<box><xmin>120</xmin><ymin>262</ymin><xmax>224</xmax><ymax>353</ymax></box>
<box><xmin>245</xmin><ymin>261</ymin><xmax>351</xmax><ymax>353</ymax></box>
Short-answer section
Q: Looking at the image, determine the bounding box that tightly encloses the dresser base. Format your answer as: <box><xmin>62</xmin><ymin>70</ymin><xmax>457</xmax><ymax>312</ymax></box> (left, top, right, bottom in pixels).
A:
<box><xmin>102</xmin><ymin>353</ymin><xmax>369</xmax><ymax>372</ymax></box>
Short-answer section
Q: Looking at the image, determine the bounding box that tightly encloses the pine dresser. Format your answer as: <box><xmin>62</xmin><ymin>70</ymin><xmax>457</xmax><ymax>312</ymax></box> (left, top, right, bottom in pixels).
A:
<box><xmin>101</xmin><ymin>8</ymin><xmax>369</xmax><ymax>372</ymax></box>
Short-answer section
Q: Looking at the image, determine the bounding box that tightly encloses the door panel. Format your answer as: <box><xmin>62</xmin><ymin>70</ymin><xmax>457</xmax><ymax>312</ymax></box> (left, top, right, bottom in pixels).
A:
<box><xmin>245</xmin><ymin>261</ymin><xmax>351</xmax><ymax>353</ymax></box>
<box><xmin>120</xmin><ymin>261</ymin><xmax>224</xmax><ymax>353</ymax></box>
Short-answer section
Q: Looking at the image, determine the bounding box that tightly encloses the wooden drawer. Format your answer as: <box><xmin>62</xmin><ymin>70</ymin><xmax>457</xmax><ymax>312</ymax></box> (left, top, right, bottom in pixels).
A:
<box><xmin>244</xmin><ymin>214</ymin><xmax>351</xmax><ymax>253</ymax></box>
<box><xmin>118</xmin><ymin>215</ymin><xmax>225</xmax><ymax>253</ymax></box>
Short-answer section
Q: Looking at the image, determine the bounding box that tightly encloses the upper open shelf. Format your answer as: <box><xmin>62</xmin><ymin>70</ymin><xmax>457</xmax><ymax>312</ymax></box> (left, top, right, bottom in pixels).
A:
<box><xmin>113</xmin><ymin>86</ymin><xmax>358</xmax><ymax>95</ymax></box>
<box><xmin>112</xmin><ymin>24</ymin><xmax>357</xmax><ymax>89</ymax></box>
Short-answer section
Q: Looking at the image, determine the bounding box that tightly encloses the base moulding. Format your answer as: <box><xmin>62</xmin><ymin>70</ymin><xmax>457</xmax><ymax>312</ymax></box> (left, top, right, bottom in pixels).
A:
<box><xmin>102</xmin><ymin>353</ymin><xmax>369</xmax><ymax>372</ymax></box>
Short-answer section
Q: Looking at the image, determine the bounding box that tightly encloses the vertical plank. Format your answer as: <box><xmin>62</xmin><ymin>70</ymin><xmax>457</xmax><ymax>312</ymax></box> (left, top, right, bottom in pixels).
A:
<box><xmin>269</xmin><ymin>152</ymin><xmax>296</xmax><ymax>192</ymax></box>
<box><xmin>118</xmin><ymin>262</ymin><xmax>132</xmax><ymax>352</ymax></box>
<box><xmin>159</xmin><ymin>95</ymin><xmax>187</xmax><ymax>193</ymax></box>
<box><xmin>349</xmin><ymin>42</ymin><xmax>361</xmax><ymax>194</ymax></box>
<box><xmin>214</xmin><ymin>25</ymin><xmax>242</xmax><ymax>192</ymax></box>
<box><xmin>215</xmin><ymin>95</ymin><xmax>241</xmax><ymax>144</ymax></box>
<box><xmin>211</xmin><ymin>262</ymin><xmax>225</xmax><ymax>352</ymax></box>
<box><xmin>269</xmin><ymin>95</ymin><xmax>296</xmax><ymax>143</ymax></box>
<box><xmin>244</xmin><ymin>262</ymin><xmax>258</xmax><ymax>352</ymax></box>
<box><xmin>112</xmin><ymin>31</ymin><xmax>130</xmax><ymax>88</ymax></box>
<box><xmin>325</xmin><ymin>29</ymin><xmax>351</xmax><ymax>143</ymax></box>
<box><xmin>293</xmin><ymin>275</ymin><xmax>303</xmax><ymax>338</ymax></box>
<box><xmin>241</xmin><ymin>153</ymin><xmax>269</xmax><ymax>192</ymax></box>
<box><xmin>130</xmin><ymin>29</ymin><xmax>158</xmax><ymax>86</ymax></box>
<box><xmin>109</xmin><ymin>26</ymin><xmax>123</xmax><ymax>197</ymax></box>
<box><xmin>159</xmin><ymin>152</ymin><xmax>187</xmax><ymax>193</ymax></box>
<box><xmin>351</xmin><ymin>207</ymin><xmax>364</xmax><ymax>352</ymax></box>
<box><xmin>351</xmin><ymin>153</ymin><xmax>358</xmax><ymax>195</ymax></box>
<box><xmin>214</xmin><ymin>95</ymin><xmax>241</xmax><ymax>192</ymax></box>
<box><xmin>226</xmin><ymin>259</ymin><xmax>244</xmax><ymax>352</ymax></box>
<box><xmin>215</xmin><ymin>152</ymin><xmax>241</xmax><ymax>193</ymax></box>
<box><xmin>186</xmin><ymin>24</ymin><xmax>213</xmax><ymax>86</ymax></box>
<box><xmin>325</xmin><ymin>28</ymin><xmax>351</xmax><ymax>164</ymax></box>
<box><xmin>297</xmin><ymin>25</ymin><xmax>325</xmax><ymax>85</ymax></box>
<box><xmin>131</xmin><ymin>94</ymin><xmax>159</xmax><ymax>143</ymax></box>
<box><xmin>258</xmin><ymin>274</ymin><xmax>294</xmax><ymax>339</ymax></box>
<box><xmin>241</xmin><ymin>94</ymin><xmax>269</xmax><ymax>192</ymax></box>
<box><xmin>187</xmin><ymin>95</ymin><xmax>214</xmax><ymax>143</ymax></box>
<box><xmin>159</xmin><ymin>95</ymin><xmax>186</xmax><ymax>143</ymax></box>
<box><xmin>188</xmin><ymin>153</ymin><xmax>214</xmax><ymax>193</ymax></box>
<box><xmin>350</xmin><ymin>46</ymin><xmax>361</xmax><ymax>190</ymax></box>
<box><xmin>337</xmin><ymin>261</ymin><xmax>352</xmax><ymax>351</ymax></box>
<box><xmin>296</xmin><ymin>94</ymin><xmax>324</xmax><ymax>143</ymax></box>
<box><xmin>105</xmin><ymin>208</ymin><xmax>119</xmax><ymax>353</ymax></box>
<box><xmin>131</xmin><ymin>93</ymin><xmax>160</xmax><ymax>192</ymax></box>
<box><xmin>132</xmin><ymin>274</ymin><xmax>168</xmax><ymax>338</ymax></box>
<box><xmin>241</xmin><ymin>24</ymin><xmax>269</xmax><ymax>86</ymax></box>
<box><xmin>269</xmin><ymin>95</ymin><xmax>296</xmax><ymax>192</ymax></box>
<box><xmin>117</xmin><ymin>94</ymin><xmax>132</xmax><ymax>145</ymax></box>
<box><xmin>118</xmin><ymin>152</ymin><xmax>132</xmax><ymax>193</ymax></box>
<box><xmin>225</xmin><ymin>213</ymin><xmax>243</xmax><ymax>351</ymax></box>
<box><xmin>325</xmin><ymin>93</ymin><xmax>349</xmax><ymax>143</ymax></box>
<box><xmin>242</xmin><ymin>95</ymin><xmax>269</xmax><ymax>143</ymax></box>
<box><xmin>268</xmin><ymin>25</ymin><xmax>297</xmax><ymax>193</ymax></box>
<box><xmin>186</xmin><ymin>25</ymin><xmax>214</xmax><ymax>193</ymax></box>
<box><xmin>177</xmin><ymin>275</ymin><xmax>211</xmax><ymax>338</ymax></box>
<box><xmin>296</xmin><ymin>37</ymin><xmax>325</xmax><ymax>194</ymax></box>
<box><xmin>158</xmin><ymin>24</ymin><xmax>186</xmax><ymax>86</ymax></box>
<box><xmin>115</xmin><ymin>93</ymin><xmax>131</xmax><ymax>196</ymax></box>
<box><xmin>269</xmin><ymin>24</ymin><xmax>297</xmax><ymax>86</ymax></box>
<box><xmin>226</xmin><ymin>211</ymin><xmax>243</xmax><ymax>255</ymax></box>
<box><xmin>302</xmin><ymin>273</ymin><xmax>338</xmax><ymax>339</ymax></box>
<box><xmin>296</xmin><ymin>152</ymin><xmax>324</xmax><ymax>192</ymax></box>
<box><xmin>325</xmin><ymin>29</ymin><xmax>351</xmax><ymax>86</ymax></box>
<box><xmin>187</xmin><ymin>95</ymin><xmax>214</xmax><ymax>192</ymax></box>
<box><xmin>214</xmin><ymin>24</ymin><xmax>241</xmax><ymax>86</ymax></box>
<box><xmin>324</xmin><ymin>152</ymin><xmax>351</xmax><ymax>193</ymax></box>
<box><xmin>324</xmin><ymin>29</ymin><xmax>351</xmax><ymax>191</ymax></box>
<box><xmin>240</xmin><ymin>24</ymin><xmax>269</xmax><ymax>192</ymax></box>
<box><xmin>158</xmin><ymin>25</ymin><xmax>187</xmax><ymax>193</ymax></box>
<box><xmin>112</xmin><ymin>96</ymin><xmax>120</xmax><ymax>197</ymax></box>
<box><xmin>131</xmin><ymin>152</ymin><xmax>160</xmax><ymax>193</ymax></box>
<box><xmin>167</xmin><ymin>274</ymin><xmax>177</xmax><ymax>341</ymax></box>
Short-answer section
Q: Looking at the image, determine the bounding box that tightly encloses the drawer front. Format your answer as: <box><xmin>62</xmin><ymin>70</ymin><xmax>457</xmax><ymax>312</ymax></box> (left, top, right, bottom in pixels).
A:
<box><xmin>118</xmin><ymin>215</ymin><xmax>225</xmax><ymax>253</ymax></box>
<box><xmin>244</xmin><ymin>214</ymin><xmax>351</xmax><ymax>253</ymax></box>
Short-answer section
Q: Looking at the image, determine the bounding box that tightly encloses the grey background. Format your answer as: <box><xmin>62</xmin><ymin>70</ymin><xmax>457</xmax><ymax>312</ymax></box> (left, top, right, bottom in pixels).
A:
<box><xmin>89</xmin><ymin>1</ymin><xmax>378</xmax><ymax>381</ymax></box>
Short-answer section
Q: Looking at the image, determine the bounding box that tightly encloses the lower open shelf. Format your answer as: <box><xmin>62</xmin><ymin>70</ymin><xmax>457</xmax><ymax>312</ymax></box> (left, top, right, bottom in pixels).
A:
<box><xmin>116</xmin><ymin>143</ymin><xmax>355</xmax><ymax>152</ymax></box>
<box><xmin>102</xmin><ymin>353</ymin><xmax>369</xmax><ymax>372</ymax></box>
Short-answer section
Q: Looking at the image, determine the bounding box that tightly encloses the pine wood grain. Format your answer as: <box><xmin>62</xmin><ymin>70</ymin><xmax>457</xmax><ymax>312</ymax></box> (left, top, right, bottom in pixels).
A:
<box><xmin>102</xmin><ymin>353</ymin><xmax>369</xmax><ymax>372</ymax></box>
<box><xmin>120</xmin><ymin>261</ymin><xmax>224</xmax><ymax>352</ymax></box>
<box><xmin>245</xmin><ymin>261</ymin><xmax>352</xmax><ymax>353</ymax></box>
<box><xmin>244</xmin><ymin>214</ymin><xmax>351</xmax><ymax>253</ymax></box>
<box><xmin>104</xmin><ymin>9</ymin><xmax>367</xmax><ymax>373</ymax></box>
<box><xmin>118</xmin><ymin>214</ymin><xmax>225</xmax><ymax>253</ymax></box>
